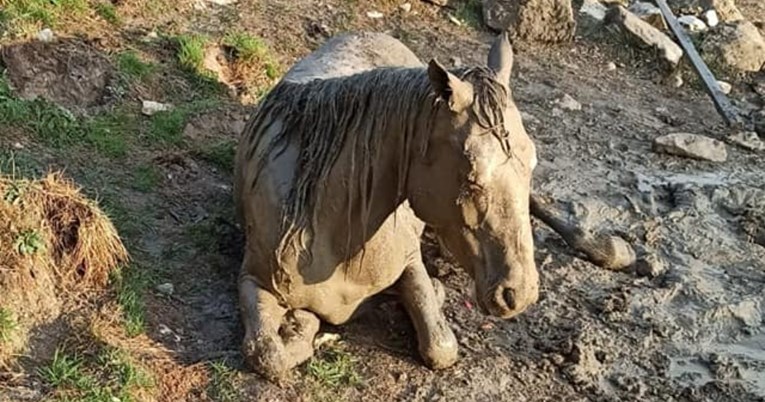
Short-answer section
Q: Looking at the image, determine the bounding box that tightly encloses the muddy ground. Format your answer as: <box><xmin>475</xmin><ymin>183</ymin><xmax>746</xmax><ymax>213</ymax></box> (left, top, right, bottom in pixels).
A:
<box><xmin>1</xmin><ymin>0</ymin><xmax>764</xmax><ymax>401</ymax></box>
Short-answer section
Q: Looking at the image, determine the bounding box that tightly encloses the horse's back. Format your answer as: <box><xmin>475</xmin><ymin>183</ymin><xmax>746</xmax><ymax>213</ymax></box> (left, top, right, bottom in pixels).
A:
<box><xmin>284</xmin><ymin>31</ymin><xmax>423</xmax><ymax>83</ymax></box>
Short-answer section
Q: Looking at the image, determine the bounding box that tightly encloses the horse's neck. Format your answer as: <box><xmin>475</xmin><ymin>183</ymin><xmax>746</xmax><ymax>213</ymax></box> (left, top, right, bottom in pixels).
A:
<box><xmin>326</xmin><ymin>90</ymin><xmax>433</xmax><ymax>247</ymax></box>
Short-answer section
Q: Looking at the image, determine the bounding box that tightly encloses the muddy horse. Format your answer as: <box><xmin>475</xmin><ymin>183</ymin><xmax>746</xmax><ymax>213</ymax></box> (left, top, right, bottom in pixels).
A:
<box><xmin>234</xmin><ymin>31</ymin><xmax>629</xmax><ymax>381</ymax></box>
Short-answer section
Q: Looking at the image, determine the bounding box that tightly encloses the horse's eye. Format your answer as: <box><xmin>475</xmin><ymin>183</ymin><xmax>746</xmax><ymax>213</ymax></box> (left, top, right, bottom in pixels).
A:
<box><xmin>459</xmin><ymin>185</ymin><xmax>489</xmax><ymax>229</ymax></box>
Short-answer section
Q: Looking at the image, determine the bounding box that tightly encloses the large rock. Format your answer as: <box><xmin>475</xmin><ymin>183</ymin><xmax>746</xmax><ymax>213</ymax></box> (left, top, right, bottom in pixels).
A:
<box><xmin>653</xmin><ymin>133</ymin><xmax>728</xmax><ymax>162</ymax></box>
<box><xmin>628</xmin><ymin>2</ymin><xmax>667</xmax><ymax>31</ymax></box>
<box><xmin>605</xmin><ymin>6</ymin><xmax>684</xmax><ymax>67</ymax></box>
<box><xmin>701</xmin><ymin>21</ymin><xmax>765</xmax><ymax>73</ymax></box>
<box><xmin>483</xmin><ymin>0</ymin><xmax>576</xmax><ymax>44</ymax></box>
<box><xmin>0</xmin><ymin>39</ymin><xmax>114</xmax><ymax>110</ymax></box>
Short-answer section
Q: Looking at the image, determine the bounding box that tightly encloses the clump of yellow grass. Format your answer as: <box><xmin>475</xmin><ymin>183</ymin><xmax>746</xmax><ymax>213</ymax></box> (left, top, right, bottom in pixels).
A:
<box><xmin>0</xmin><ymin>171</ymin><xmax>128</xmax><ymax>367</ymax></box>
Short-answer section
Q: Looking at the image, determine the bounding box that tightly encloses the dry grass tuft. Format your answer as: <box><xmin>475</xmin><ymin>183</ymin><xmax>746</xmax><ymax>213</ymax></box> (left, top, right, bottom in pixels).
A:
<box><xmin>0</xmin><ymin>170</ymin><xmax>129</xmax><ymax>366</ymax></box>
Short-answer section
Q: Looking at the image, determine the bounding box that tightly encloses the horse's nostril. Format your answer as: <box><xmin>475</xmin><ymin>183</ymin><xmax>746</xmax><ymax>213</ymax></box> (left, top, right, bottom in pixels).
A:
<box><xmin>502</xmin><ymin>288</ymin><xmax>516</xmax><ymax>310</ymax></box>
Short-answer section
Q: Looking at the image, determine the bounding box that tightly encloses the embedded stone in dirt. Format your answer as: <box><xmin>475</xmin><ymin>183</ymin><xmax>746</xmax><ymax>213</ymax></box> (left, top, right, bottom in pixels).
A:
<box><xmin>606</xmin><ymin>6</ymin><xmax>684</xmax><ymax>67</ymax></box>
<box><xmin>628</xmin><ymin>2</ymin><xmax>667</xmax><ymax>31</ymax></box>
<box><xmin>727</xmin><ymin>131</ymin><xmax>765</xmax><ymax>152</ymax></box>
<box><xmin>635</xmin><ymin>253</ymin><xmax>666</xmax><ymax>278</ymax></box>
<box><xmin>717</xmin><ymin>80</ymin><xmax>732</xmax><ymax>94</ymax></box>
<box><xmin>653</xmin><ymin>133</ymin><xmax>728</xmax><ymax>162</ymax></box>
<box><xmin>701</xmin><ymin>21</ymin><xmax>765</xmax><ymax>73</ymax></box>
<box><xmin>556</xmin><ymin>93</ymin><xmax>582</xmax><ymax>111</ymax></box>
<box><xmin>483</xmin><ymin>0</ymin><xmax>576</xmax><ymax>44</ymax></box>
<box><xmin>678</xmin><ymin>15</ymin><xmax>708</xmax><ymax>32</ymax></box>
<box><xmin>142</xmin><ymin>100</ymin><xmax>173</xmax><ymax>116</ymax></box>
<box><xmin>0</xmin><ymin>39</ymin><xmax>114</xmax><ymax>110</ymax></box>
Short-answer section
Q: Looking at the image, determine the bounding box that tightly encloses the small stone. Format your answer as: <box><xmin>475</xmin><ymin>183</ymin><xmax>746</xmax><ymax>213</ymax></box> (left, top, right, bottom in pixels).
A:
<box><xmin>703</xmin><ymin>9</ymin><xmax>719</xmax><ymax>28</ymax></box>
<box><xmin>36</xmin><ymin>28</ymin><xmax>54</xmax><ymax>42</ymax></box>
<box><xmin>671</xmin><ymin>74</ymin><xmax>684</xmax><ymax>88</ymax></box>
<box><xmin>557</xmin><ymin>93</ymin><xmax>582</xmax><ymax>111</ymax></box>
<box><xmin>156</xmin><ymin>283</ymin><xmax>175</xmax><ymax>295</ymax></box>
<box><xmin>635</xmin><ymin>254</ymin><xmax>666</xmax><ymax>278</ymax></box>
<box><xmin>400</xmin><ymin>2</ymin><xmax>412</xmax><ymax>12</ymax></box>
<box><xmin>606</xmin><ymin>6</ymin><xmax>684</xmax><ymax>67</ymax></box>
<box><xmin>727</xmin><ymin>131</ymin><xmax>765</xmax><ymax>151</ymax></box>
<box><xmin>606</xmin><ymin>62</ymin><xmax>617</xmax><ymax>71</ymax></box>
<box><xmin>729</xmin><ymin>300</ymin><xmax>761</xmax><ymax>327</ymax></box>
<box><xmin>146</xmin><ymin>31</ymin><xmax>159</xmax><ymax>39</ymax></box>
<box><xmin>366</xmin><ymin>10</ymin><xmax>384</xmax><ymax>19</ymax></box>
<box><xmin>678</xmin><ymin>15</ymin><xmax>708</xmax><ymax>32</ymax></box>
<box><xmin>313</xmin><ymin>332</ymin><xmax>341</xmax><ymax>349</ymax></box>
<box><xmin>450</xmin><ymin>56</ymin><xmax>462</xmax><ymax>67</ymax></box>
<box><xmin>13</xmin><ymin>142</ymin><xmax>23</xmax><ymax>149</ymax></box>
<box><xmin>653</xmin><ymin>133</ymin><xmax>728</xmax><ymax>162</ymax></box>
<box><xmin>717</xmin><ymin>80</ymin><xmax>732</xmax><ymax>94</ymax></box>
<box><xmin>142</xmin><ymin>100</ymin><xmax>173</xmax><ymax>116</ymax></box>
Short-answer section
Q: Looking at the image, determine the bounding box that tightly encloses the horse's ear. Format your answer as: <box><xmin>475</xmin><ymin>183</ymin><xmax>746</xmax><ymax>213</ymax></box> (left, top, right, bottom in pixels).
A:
<box><xmin>487</xmin><ymin>31</ymin><xmax>513</xmax><ymax>88</ymax></box>
<box><xmin>427</xmin><ymin>59</ymin><xmax>474</xmax><ymax>113</ymax></box>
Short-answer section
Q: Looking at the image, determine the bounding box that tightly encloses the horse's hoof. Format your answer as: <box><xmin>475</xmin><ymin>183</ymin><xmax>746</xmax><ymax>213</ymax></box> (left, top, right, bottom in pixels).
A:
<box><xmin>242</xmin><ymin>336</ymin><xmax>292</xmax><ymax>382</ymax></box>
<box><xmin>419</xmin><ymin>327</ymin><xmax>459</xmax><ymax>370</ymax></box>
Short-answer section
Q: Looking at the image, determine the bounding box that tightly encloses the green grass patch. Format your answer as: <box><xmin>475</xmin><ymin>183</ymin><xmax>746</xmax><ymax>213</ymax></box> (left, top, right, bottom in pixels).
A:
<box><xmin>0</xmin><ymin>150</ymin><xmax>42</xmax><ymax>178</ymax></box>
<box><xmin>117</xmin><ymin>50</ymin><xmax>155</xmax><ymax>81</ymax></box>
<box><xmin>112</xmin><ymin>264</ymin><xmax>151</xmax><ymax>337</ymax></box>
<box><xmin>148</xmin><ymin>108</ymin><xmax>187</xmax><ymax>145</ymax></box>
<box><xmin>207</xmin><ymin>361</ymin><xmax>241</xmax><ymax>402</ymax></box>
<box><xmin>131</xmin><ymin>164</ymin><xmax>161</xmax><ymax>193</ymax></box>
<box><xmin>0</xmin><ymin>308</ymin><xmax>17</xmax><ymax>343</ymax></box>
<box><xmin>38</xmin><ymin>349</ymin><xmax>89</xmax><ymax>389</ymax></box>
<box><xmin>0</xmin><ymin>0</ymin><xmax>88</xmax><ymax>35</ymax></box>
<box><xmin>195</xmin><ymin>140</ymin><xmax>235</xmax><ymax>173</ymax></box>
<box><xmin>222</xmin><ymin>31</ymin><xmax>280</xmax><ymax>79</ymax></box>
<box><xmin>453</xmin><ymin>0</ymin><xmax>482</xmax><ymax>29</ymax></box>
<box><xmin>83</xmin><ymin>111</ymin><xmax>134</xmax><ymax>157</ymax></box>
<box><xmin>176</xmin><ymin>34</ymin><xmax>209</xmax><ymax>75</ymax></box>
<box><xmin>1</xmin><ymin>73</ymin><xmax>135</xmax><ymax>156</ymax></box>
<box><xmin>147</xmin><ymin>99</ymin><xmax>220</xmax><ymax>146</ymax></box>
<box><xmin>222</xmin><ymin>31</ymin><xmax>268</xmax><ymax>62</ymax></box>
<box><xmin>94</xmin><ymin>2</ymin><xmax>119</xmax><ymax>25</ymax></box>
<box><xmin>306</xmin><ymin>346</ymin><xmax>362</xmax><ymax>388</ymax></box>
<box><xmin>39</xmin><ymin>346</ymin><xmax>153</xmax><ymax>401</ymax></box>
<box><xmin>14</xmin><ymin>228</ymin><xmax>45</xmax><ymax>255</ymax></box>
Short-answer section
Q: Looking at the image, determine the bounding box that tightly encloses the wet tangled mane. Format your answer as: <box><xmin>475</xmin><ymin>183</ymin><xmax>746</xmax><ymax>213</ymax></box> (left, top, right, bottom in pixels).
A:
<box><xmin>241</xmin><ymin>64</ymin><xmax>510</xmax><ymax>264</ymax></box>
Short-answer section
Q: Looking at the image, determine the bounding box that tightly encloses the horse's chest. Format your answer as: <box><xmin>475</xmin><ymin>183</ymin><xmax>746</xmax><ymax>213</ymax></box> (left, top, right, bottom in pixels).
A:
<box><xmin>285</xmin><ymin>207</ymin><xmax>422</xmax><ymax>324</ymax></box>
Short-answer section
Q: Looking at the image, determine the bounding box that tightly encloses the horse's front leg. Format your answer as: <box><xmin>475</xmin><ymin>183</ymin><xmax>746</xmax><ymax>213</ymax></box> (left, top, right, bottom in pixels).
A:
<box><xmin>395</xmin><ymin>258</ymin><xmax>458</xmax><ymax>369</ymax></box>
<box><xmin>239</xmin><ymin>270</ymin><xmax>319</xmax><ymax>381</ymax></box>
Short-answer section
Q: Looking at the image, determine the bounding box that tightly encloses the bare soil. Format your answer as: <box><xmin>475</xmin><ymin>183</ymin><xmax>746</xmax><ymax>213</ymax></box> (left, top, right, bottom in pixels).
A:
<box><xmin>1</xmin><ymin>0</ymin><xmax>764</xmax><ymax>401</ymax></box>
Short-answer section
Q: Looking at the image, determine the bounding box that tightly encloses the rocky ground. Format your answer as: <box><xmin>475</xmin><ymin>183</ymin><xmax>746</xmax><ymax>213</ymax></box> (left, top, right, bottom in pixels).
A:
<box><xmin>0</xmin><ymin>0</ymin><xmax>764</xmax><ymax>401</ymax></box>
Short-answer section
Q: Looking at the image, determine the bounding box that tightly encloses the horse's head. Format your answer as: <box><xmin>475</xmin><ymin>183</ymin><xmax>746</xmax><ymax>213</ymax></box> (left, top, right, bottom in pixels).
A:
<box><xmin>408</xmin><ymin>33</ymin><xmax>539</xmax><ymax>319</ymax></box>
